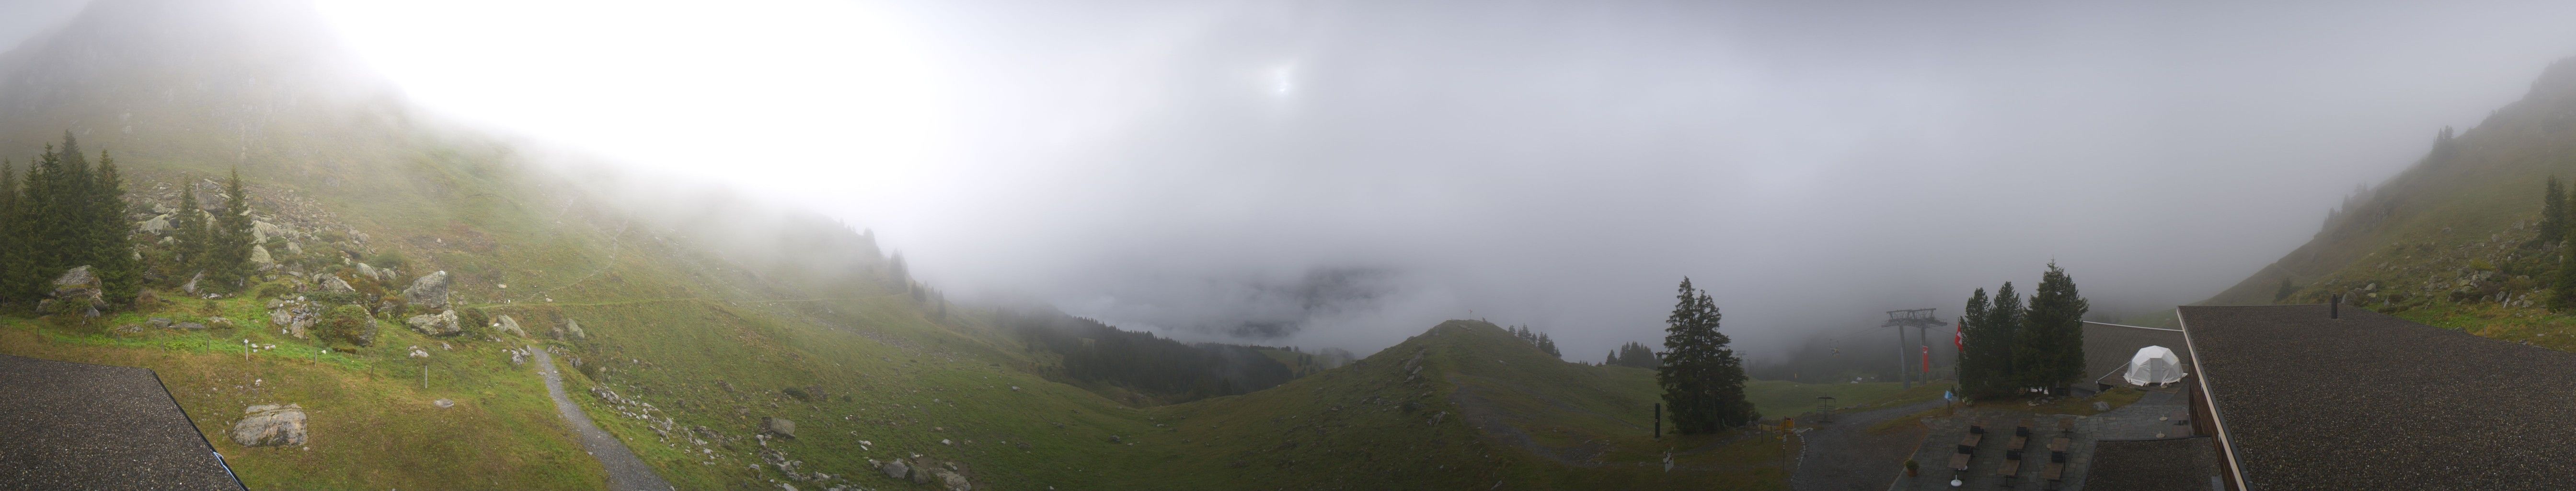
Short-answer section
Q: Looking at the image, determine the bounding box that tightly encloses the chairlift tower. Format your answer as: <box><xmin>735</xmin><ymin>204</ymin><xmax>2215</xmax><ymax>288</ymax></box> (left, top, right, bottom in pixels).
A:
<box><xmin>1884</xmin><ymin>308</ymin><xmax>1945</xmax><ymax>389</ymax></box>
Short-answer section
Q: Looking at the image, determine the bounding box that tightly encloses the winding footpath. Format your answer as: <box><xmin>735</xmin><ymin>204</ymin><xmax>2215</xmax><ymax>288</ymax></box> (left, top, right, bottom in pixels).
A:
<box><xmin>531</xmin><ymin>346</ymin><xmax>675</xmax><ymax>491</ymax></box>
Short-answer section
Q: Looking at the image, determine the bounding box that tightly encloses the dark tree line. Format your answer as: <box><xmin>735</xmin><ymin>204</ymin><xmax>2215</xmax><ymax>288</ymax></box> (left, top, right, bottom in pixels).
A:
<box><xmin>995</xmin><ymin>309</ymin><xmax>1295</xmax><ymax>401</ymax></box>
<box><xmin>1506</xmin><ymin>324</ymin><xmax>1560</xmax><ymax>357</ymax></box>
<box><xmin>1</xmin><ymin>133</ymin><xmax>149</xmax><ymax>310</ymax></box>
<box><xmin>2544</xmin><ymin>177</ymin><xmax>2576</xmax><ymax>312</ymax></box>
<box><xmin>1956</xmin><ymin>262</ymin><xmax>2089</xmax><ymax>398</ymax></box>
<box><xmin>1604</xmin><ymin>341</ymin><xmax>1659</xmax><ymax>368</ymax></box>
<box><xmin>1657</xmin><ymin>277</ymin><xmax>1756</xmax><ymax>433</ymax></box>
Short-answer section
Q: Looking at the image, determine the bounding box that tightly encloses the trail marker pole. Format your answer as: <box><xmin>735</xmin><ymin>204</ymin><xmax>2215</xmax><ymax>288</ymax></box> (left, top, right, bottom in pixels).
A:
<box><xmin>1653</xmin><ymin>403</ymin><xmax>1662</xmax><ymax>438</ymax></box>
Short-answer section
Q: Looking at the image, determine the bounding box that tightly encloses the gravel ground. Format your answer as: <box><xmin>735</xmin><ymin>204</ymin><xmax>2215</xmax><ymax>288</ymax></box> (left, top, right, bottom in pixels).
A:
<box><xmin>531</xmin><ymin>347</ymin><xmax>675</xmax><ymax>491</ymax></box>
<box><xmin>1791</xmin><ymin>399</ymin><xmax>1944</xmax><ymax>491</ymax></box>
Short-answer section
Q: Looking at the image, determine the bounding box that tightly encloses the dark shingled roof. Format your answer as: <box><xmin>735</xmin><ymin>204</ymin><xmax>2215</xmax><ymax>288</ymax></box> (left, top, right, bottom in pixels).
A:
<box><xmin>2082</xmin><ymin>322</ymin><xmax>2190</xmax><ymax>388</ymax></box>
<box><xmin>2084</xmin><ymin>436</ymin><xmax>2220</xmax><ymax>491</ymax></box>
<box><xmin>0</xmin><ymin>353</ymin><xmax>245</xmax><ymax>490</ymax></box>
<box><xmin>2180</xmin><ymin>304</ymin><xmax>2576</xmax><ymax>490</ymax></box>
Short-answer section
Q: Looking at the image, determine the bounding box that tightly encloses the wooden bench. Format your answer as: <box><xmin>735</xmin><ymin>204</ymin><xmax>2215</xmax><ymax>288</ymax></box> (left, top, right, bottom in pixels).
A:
<box><xmin>1997</xmin><ymin>450</ymin><xmax>2023</xmax><ymax>485</ymax></box>
<box><xmin>2048</xmin><ymin>436</ymin><xmax>2071</xmax><ymax>453</ymax></box>
<box><xmin>1949</xmin><ymin>444</ymin><xmax>1974</xmax><ymax>471</ymax></box>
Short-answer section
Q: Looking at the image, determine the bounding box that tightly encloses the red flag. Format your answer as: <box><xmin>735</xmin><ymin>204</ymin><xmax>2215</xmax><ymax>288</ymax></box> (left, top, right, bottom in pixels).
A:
<box><xmin>1921</xmin><ymin>345</ymin><xmax>1931</xmax><ymax>374</ymax></box>
<box><xmin>1953</xmin><ymin>320</ymin><xmax>1965</xmax><ymax>351</ymax></box>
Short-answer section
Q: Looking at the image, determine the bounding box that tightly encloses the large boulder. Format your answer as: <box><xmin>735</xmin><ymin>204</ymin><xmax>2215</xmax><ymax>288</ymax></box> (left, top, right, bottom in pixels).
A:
<box><xmin>48</xmin><ymin>266</ymin><xmax>103</xmax><ymax>317</ymax></box>
<box><xmin>762</xmin><ymin>417</ymin><xmax>796</xmax><ymax>438</ymax></box>
<box><xmin>935</xmin><ymin>469</ymin><xmax>970</xmax><ymax>491</ymax></box>
<box><xmin>137</xmin><ymin>214</ymin><xmax>172</xmax><ymax>235</ymax></box>
<box><xmin>405</xmin><ymin>310</ymin><xmax>462</xmax><ymax>336</ymax></box>
<box><xmin>402</xmin><ymin>270</ymin><xmax>451</xmax><ymax>309</ymax></box>
<box><xmin>253</xmin><ymin>221</ymin><xmax>285</xmax><ymax>243</ymax></box>
<box><xmin>249</xmin><ymin>246</ymin><xmax>274</xmax><ymax>266</ymax></box>
<box><xmin>321</xmin><ymin>276</ymin><xmax>356</xmax><ymax>294</ymax></box>
<box><xmin>879</xmin><ymin>459</ymin><xmax>910</xmax><ymax>481</ymax></box>
<box><xmin>561</xmin><ymin>318</ymin><xmax>587</xmax><ymax>339</ymax></box>
<box><xmin>229</xmin><ymin>404</ymin><xmax>308</xmax><ymax>447</ymax></box>
<box><xmin>494</xmin><ymin>315</ymin><xmax>527</xmax><ymax>338</ymax></box>
<box><xmin>354</xmin><ymin>262</ymin><xmax>378</xmax><ymax>280</ymax></box>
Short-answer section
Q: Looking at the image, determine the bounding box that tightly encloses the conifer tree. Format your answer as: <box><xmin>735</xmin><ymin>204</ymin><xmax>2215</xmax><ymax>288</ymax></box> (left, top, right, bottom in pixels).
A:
<box><xmin>2013</xmin><ymin>262</ymin><xmax>2089</xmax><ymax>392</ymax></box>
<box><xmin>0</xmin><ymin>160</ymin><xmax>21</xmax><ymax>304</ymax></box>
<box><xmin>91</xmin><ymin>150</ymin><xmax>137</xmax><ymax>306</ymax></box>
<box><xmin>206</xmin><ymin>167</ymin><xmax>255</xmax><ymax>289</ymax></box>
<box><xmin>2544</xmin><ymin>176</ymin><xmax>2568</xmax><ymax>242</ymax></box>
<box><xmin>1656</xmin><ymin>278</ymin><xmax>1756</xmax><ymax>433</ymax></box>
<box><xmin>1956</xmin><ymin>287</ymin><xmax>1991</xmax><ymax>396</ymax></box>
<box><xmin>1978</xmin><ymin>282</ymin><xmax>2024</xmax><ymax>395</ymax></box>
<box><xmin>2554</xmin><ymin>224</ymin><xmax>2576</xmax><ymax>312</ymax></box>
<box><xmin>173</xmin><ymin>185</ymin><xmax>208</xmax><ymax>271</ymax></box>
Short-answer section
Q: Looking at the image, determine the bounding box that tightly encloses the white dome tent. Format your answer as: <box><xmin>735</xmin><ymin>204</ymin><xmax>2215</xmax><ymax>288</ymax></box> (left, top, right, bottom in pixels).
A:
<box><xmin>2123</xmin><ymin>346</ymin><xmax>2185</xmax><ymax>386</ymax></box>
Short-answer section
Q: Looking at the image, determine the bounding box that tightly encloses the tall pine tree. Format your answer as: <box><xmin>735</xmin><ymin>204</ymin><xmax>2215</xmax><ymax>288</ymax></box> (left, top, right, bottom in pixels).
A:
<box><xmin>2555</xmin><ymin>222</ymin><xmax>2576</xmax><ymax>312</ymax></box>
<box><xmin>2545</xmin><ymin>176</ymin><xmax>2568</xmax><ymax>243</ymax></box>
<box><xmin>206</xmin><ymin>167</ymin><xmax>256</xmax><ymax>290</ymax></box>
<box><xmin>173</xmin><ymin>185</ymin><xmax>208</xmax><ymax>272</ymax></box>
<box><xmin>1976</xmin><ymin>282</ymin><xmax>2024</xmax><ymax>396</ymax></box>
<box><xmin>0</xmin><ymin>159</ymin><xmax>22</xmax><ymax>304</ymax></box>
<box><xmin>1956</xmin><ymin>287</ymin><xmax>1991</xmax><ymax>396</ymax></box>
<box><xmin>90</xmin><ymin>150</ymin><xmax>137</xmax><ymax>306</ymax></box>
<box><xmin>1656</xmin><ymin>278</ymin><xmax>1757</xmax><ymax>433</ymax></box>
<box><xmin>2013</xmin><ymin>262</ymin><xmax>2089</xmax><ymax>392</ymax></box>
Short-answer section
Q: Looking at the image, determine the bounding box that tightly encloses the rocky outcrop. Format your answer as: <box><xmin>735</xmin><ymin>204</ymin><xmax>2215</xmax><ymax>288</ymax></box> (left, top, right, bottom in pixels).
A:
<box><xmin>561</xmin><ymin>318</ymin><xmax>587</xmax><ymax>339</ymax></box>
<box><xmin>229</xmin><ymin>404</ymin><xmax>308</xmax><ymax>447</ymax></box>
<box><xmin>253</xmin><ymin>220</ymin><xmax>284</xmax><ymax>243</ymax></box>
<box><xmin>495</xmin><ymin>315</ymin><xmax>527</xmax><ymax>338</ymax></box>
<box><xmin>405</xmin><ymin>309</ymin><xmax>462</xmax><ymax>336</ymax></box>
<box><xmin>42</xmin><ymin>266</ymin><xmax>104</xmax><ymax>317</ymax></box>
<box><xmin>268</xmin><ymin>300</ymin><xmax>318</xmax><ymax>339</ymax></box>
<box><xmin>762</xmin><ymin>417</ymin><xmax>796</xmax><ymax>438</ymax></box>
<box><xmin>250</xmin><ymin>245</ymin><xmax>273</xmax><ymax>266</ymax></box>
<box><xmin>137</xmin><ymin>214</ymin><xmax>171</xmax><ymax>234</ymax></box>
<box><xmin>354</xmin><ymin>262</ymin><xmax>378</xmax><ymax>280</ymax></box>
<box><xmin>321</xmin><ymin>276</ymin><xmax>356</xmax><ymax>293</ymax></box>
<box><xmin>402</xmin><ymin>270</ymin><xmax>450</xmax><ymax>309</ymax></box>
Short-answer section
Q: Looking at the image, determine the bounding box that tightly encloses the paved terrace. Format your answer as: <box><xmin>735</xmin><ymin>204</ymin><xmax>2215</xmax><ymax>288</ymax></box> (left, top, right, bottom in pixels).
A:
<box><xmin>1891</xmin><ymin>389</ymin><xmax>2192</xmax><ymax>491</ymax></box>
<box><xmin>0</xmin><ymin>353</ymin><xmax>245</xmax><ymax>490</ymax></box>
<box><xmin>2181</xmin><ymin>304</ymin><xmax>2576</xmax><ymax>490</ymax></box>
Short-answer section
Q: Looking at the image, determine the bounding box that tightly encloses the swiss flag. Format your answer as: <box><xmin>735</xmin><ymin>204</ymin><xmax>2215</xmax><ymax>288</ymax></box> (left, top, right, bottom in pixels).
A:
<box><xmin>1953</xmin><ymin>320</ymin><xmax>1965</xmax><ymax>351</ymax></box>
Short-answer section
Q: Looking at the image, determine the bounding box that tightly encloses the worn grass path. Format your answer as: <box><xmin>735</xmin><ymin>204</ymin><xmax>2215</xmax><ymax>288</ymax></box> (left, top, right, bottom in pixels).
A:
<box><xmin>531</xmin><ymin>346</ymin><xmax>673</xmax><ymax>491</ymax></box>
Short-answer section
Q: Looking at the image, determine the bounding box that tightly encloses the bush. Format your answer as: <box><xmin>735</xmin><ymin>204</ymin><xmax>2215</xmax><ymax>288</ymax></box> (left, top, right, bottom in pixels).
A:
<box><xmin>370</xmin><ymin>250</ymin><xmax>409</xmax><ymax>270</ymax></box>
<box><xmin>319</xmin><ymin>305</ymin><xmax>376</xmax><ymax>347</ymax></box>
<box><xmin>252</xmin><ymin>281</ymin><xmax>293</xmax><ymax>300</ymax></box>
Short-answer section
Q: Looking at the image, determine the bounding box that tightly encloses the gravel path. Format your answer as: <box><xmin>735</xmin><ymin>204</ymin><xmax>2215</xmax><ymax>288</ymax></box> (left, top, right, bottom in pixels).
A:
<box><xmin>531</xmin><ymin>347</ymin><xmax>674</xmax><ymax>491</ymax></box>
<box><xmin>1791</xmin><ymin>399</ymin><xmax>1944</xmax><ymax>491</ymax></box>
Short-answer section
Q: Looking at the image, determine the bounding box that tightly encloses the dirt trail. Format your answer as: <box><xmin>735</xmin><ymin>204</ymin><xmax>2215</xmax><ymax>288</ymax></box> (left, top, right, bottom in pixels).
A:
<box><xmin>531</xmin><ymin>346</ymin><xmax>674</xmax><ymax>491</ymax></box>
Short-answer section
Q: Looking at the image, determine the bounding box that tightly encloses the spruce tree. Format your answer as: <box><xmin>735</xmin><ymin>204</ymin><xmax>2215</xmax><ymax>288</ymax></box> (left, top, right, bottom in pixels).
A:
<box><xmin>1957</xmin><ymin>287</ymin><xmax>1990</xmax><ymax>396</ymax></box>
<box><xmin>2555</xmin><ymin>224</ymin><xmax>2576</xmax><ymax>312</ymax></box>
<box><xmin>173</xmin><ymin>185</ymin><xmax>208</xmax><ymax>272</ymax></box>
<box><xmin>2014</xmin><ymin>262</ymin><xmax>2089</xmax><ymax>392</ymax></box>
<box><xmin>1980</xmin><ymin>282</ymin><xmax>2024</xmax><ymax>394</ymax></box>
<box><xmin>207</xmin><ymin>167</ymin><xmax>255</xmax><ymax>290</ymax></box>
<box><xmin>91</xmin><ymin>150</ymin><xmax>137</xmax><ymax>307</ymax></box>
<box><xmin>0</xmin><ymin>160</ymin><xmax>21</xmax><ymax>304</ymax></box>
<box><xmin>1656</xmin><ymin>278</ymin><xmax>1757</xmax><ymax>433</ymax></box>
<box><xmin>2545</xmin><ymin>176</ymin><xmax>2568</xmax><ymax>242</ymax></box>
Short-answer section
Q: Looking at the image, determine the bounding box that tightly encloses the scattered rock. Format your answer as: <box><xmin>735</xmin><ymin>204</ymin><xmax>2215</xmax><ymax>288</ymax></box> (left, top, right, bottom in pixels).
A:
<box><xmin>181</xmin><ymin>270</ymin><xmax>204</xmax><ymax>294</ymax></box>
<box><xmin>147</xmin><ymin>317</ymin><xmax>172</xmax><ymax>329</ymax></box>
<box><xmin>354</xmin><ymin>262</ymin><xmax>378</xmax><ymax>280</ymax></box>
<box><xmin>934</xmin><ymin>469</ymin><xmax>970</xmax><ymax>491</ymax></box>
<box><xmin>2093</xmin><ymin>401</ymin><xmax>2111</xmax><ymax>411</ymax></box>
<box><xmin>321</xmin><ymin>276</ymin><xmax>356</xmax><ymax>293</ymax></box>
<box><xmin>402</xmin><ymin>270</ymin><xmax>451</xmax><ymax>309</ymax></box>
<box><xmin>405</xmin><ymin>310</ymin><xmax>462</xmax><ymax>336</ymax></box>
<box><xmin>1106</xmin><ymin>435</ymin><xmax>1121</xmax><ymax>444</ymax></box>
<box><xmin>284</xmin><ymin>242</ymin><xmax>302</xmax><ymax>256</ymax></box>
<box><xmin>879</xmin><ymin>459</ymin><xmax>910</xmax><ymax>480</ymax></box>
<box><xmin>433</xmin><ymin>399</ymin><xmax>455</xmax><ymax>409</ymax></box>
<box><xmin>763</xmin><ymin>417</ymin><xmax>797</xmax><ymax>438</ymax></box>
<box><xmin>175</xmin><ymin>321</ymin><xmax>207</xmax><ymax>331</ymax></box>
<box><xmin>494</xmin><ymin>315</ymin><xmax>528</xmax><ymax>338</ymax></box>
<box><xmin>229</xmin><ymin>404</ymin><xmax>308</xmax><ymax>447</ymax></box>
<box><xmin>112</xmin><ymin>324</ymin><xmax>144</xmax><ymax>336</ymax></box>
<box><xmin>249</xmin><ymin>245</ymin><xmax>273</xmax><ymax>266</ymax></box>
<box><xmin>253</xmin><ymin>221</ymin><xmax>285</xmax><ymax>243</ymax></box>
<box><xmin>561</xmin><ymin>318</ymin><xmax>587</xmax><ymax>339</ymax></box>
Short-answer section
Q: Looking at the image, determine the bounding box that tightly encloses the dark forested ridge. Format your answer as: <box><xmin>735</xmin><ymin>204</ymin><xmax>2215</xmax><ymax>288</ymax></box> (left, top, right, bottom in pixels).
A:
<box><xmin>993</xmin><ymin>308</ymin><xmax>1296</xmax><ymax>404</ymax></box>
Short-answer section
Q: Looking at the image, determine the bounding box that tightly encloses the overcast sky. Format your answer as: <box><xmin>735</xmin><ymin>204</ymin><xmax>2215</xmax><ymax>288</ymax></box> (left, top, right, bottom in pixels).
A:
<box><xmin>14</xmin><ymin>0</ymin><xmax>2576</xmax><ymax>363</ymax></box>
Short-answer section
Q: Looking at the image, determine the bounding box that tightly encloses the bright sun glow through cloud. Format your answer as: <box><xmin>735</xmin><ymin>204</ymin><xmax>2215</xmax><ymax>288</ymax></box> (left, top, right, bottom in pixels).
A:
<box><xmin>313</xmin><ymin>0</ymin><xmax>951</xmax><ymax>204</ymax></box>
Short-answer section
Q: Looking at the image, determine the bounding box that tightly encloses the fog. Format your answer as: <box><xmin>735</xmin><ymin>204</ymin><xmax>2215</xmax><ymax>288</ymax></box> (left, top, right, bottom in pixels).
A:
<box><xmin>14</xmin><ymin>0</ymin><xmax>2576</xmax><ymax>365</ymax></box>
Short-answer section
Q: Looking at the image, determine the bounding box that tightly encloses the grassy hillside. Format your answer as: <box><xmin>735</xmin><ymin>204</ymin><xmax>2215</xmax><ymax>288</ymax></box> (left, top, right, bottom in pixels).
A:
<box><xmin>2203</xmin><ymin>57</ymin><xmax>2576</xmax><ymax>353</ymax></box>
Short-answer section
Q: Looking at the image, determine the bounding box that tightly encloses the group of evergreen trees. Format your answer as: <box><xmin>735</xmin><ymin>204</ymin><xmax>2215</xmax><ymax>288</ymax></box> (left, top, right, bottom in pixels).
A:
<box><xmin>0</xmin><ymin>133</ymin><xmax>256</xmax><ymax>313</ymax></box>
<box><xmin>1505</xmin><ymin>324</ymin><xmax>1560</xmax><ymax>357</ymax></box>
<box><xmin>1955</xmin><ymin>262</ymin><xmax>2090</xmax><ymax>398</ymax></box>
<box><xmin>1656</xmin><ymin>277</ymin><xmax>1756</xmax><ymax>433</ymax></box>
<box><xmin>1</xmin><ymin>133</ymin><xmax>140</xmax><ymax>309</ymax></box>
<box><xmin>2542</xmin><ymin>177</ymin><xmax>2576</xmax><ymax>311</ymax></box>
<box><xmin>1603</xmin><ymin>341</ymin><xmax>1659</xmax><ymax>368</ymax></box>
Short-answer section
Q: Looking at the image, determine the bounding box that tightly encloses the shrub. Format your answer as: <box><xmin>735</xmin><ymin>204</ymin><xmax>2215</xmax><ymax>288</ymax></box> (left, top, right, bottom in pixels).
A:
<box><xmin>319</xmin><ymin>304</ymin><xmax>376</xmax><ymax>347</ymax></box>
<box><xmin>370</xmin><ymin>250</ymin><xmax>409</xmax><ymax>270</ymax></box>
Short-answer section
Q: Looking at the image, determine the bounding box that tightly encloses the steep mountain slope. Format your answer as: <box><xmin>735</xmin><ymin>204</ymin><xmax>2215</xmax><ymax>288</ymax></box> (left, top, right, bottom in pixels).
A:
<box><xmin>2205</xmin><ymin>57</ymin><xmax>2576</xmax><ymax>351</ymax></box>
